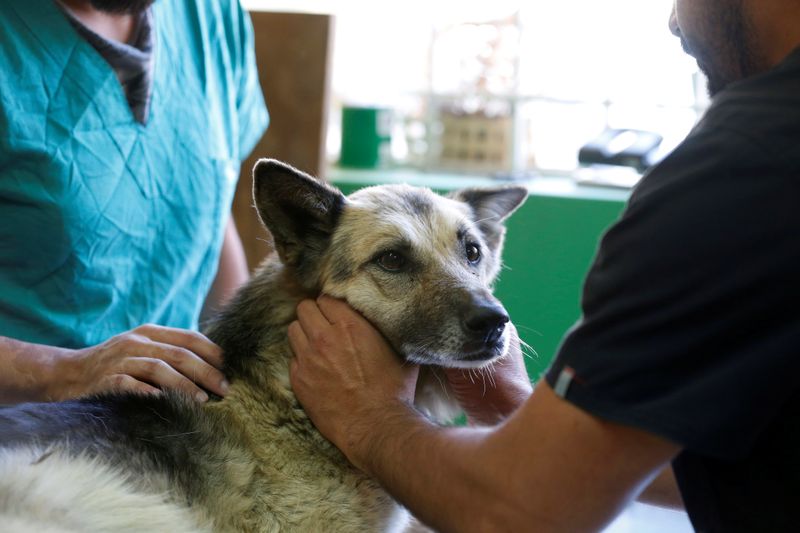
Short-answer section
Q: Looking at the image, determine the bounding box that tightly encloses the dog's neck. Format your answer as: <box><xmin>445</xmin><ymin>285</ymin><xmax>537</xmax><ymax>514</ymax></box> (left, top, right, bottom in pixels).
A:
<box><xmin>205</xmin><ymin>257</ymin><xmax>314</xmax><ymax>389</ymax></box>
<box><xmin>202</xmin><ymin>256</ymin><xmax>343</xmax><ymax>462</ymax></box>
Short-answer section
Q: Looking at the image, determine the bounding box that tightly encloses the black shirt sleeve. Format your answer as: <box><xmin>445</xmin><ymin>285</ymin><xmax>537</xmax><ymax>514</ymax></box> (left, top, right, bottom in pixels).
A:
<box><xmin>545</xmin><ymin>125</ymin><xmax>800</xmax><ymax>460</ymax></box>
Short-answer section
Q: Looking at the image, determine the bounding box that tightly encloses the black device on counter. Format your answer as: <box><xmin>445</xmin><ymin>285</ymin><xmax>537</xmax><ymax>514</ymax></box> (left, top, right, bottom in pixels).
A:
<box><xmin>578</xmin><ymin>128</ymin><xmax>663</xmax><ymax>172</ymax></box>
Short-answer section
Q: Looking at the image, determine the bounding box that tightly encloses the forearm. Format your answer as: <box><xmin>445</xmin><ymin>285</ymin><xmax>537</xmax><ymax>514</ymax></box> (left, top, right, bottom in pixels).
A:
<box><xmin>637</xmin><ymin>465</ymin><xmax>684</xmax><ymax>510</ymax></box>
<box><xmin>356</xmin><ymin>402</ymin><xmax>520</xmax><ymax>533</ymax></box>
<box><xmin>0</xmin><ymin>336</ymin><xmax>67</xmax><ymax>404</ymax></box>
<box><xmin>202</xmin><ymin>216</ymin><xmax>249</xmax><ymax>321</ymax></box>
<box><xmin>347</xmin><ymin>387</ymin><xmax>679</xmax><ymax>533</ymax></box>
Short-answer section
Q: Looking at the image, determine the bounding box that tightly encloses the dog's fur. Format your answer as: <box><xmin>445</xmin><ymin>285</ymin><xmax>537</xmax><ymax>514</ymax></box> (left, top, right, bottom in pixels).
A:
<box><xmin>0</xmin><ymin>160</ymin><xmax>527</xmax><ymax>532</ymax></box>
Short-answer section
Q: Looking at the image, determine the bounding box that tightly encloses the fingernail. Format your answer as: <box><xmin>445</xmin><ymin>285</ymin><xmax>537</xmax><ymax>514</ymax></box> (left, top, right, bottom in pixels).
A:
<box><xmin>196</xmin><ymin>391</ymin><xmax>209</xmax><ymax>402</ymax></box>
<box><xmin>220</xmin><ymin>379</ymin><xmax>230</xmax><ymax>394</ymax></box>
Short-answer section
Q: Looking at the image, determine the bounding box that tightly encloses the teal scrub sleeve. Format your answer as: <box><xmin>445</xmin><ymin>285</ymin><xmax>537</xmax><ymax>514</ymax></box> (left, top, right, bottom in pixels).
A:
<box><xmin>0</xmin><ymin>1</ymin><xmax>268</xmax><ymax>348</ymax></box>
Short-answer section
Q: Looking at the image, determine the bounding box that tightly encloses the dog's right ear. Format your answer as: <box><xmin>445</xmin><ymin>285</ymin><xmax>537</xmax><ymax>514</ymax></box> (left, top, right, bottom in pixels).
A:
<box><xmin>252</xmin><ymin>159</ymin><xmax>346</xmax><ymax>274</ymax></box>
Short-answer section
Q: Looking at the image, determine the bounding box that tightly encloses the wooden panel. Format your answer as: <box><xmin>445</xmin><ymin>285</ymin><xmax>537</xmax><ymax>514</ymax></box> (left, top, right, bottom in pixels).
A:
<box><xmin>233</xmin><ymin>11</ymin><xmax>334</xmax><ymax>271</ymax></box>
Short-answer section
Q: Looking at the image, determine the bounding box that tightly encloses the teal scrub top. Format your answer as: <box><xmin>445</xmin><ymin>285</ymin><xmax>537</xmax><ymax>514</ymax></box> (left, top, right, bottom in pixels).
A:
<box><xmin>0</xmin><ymin>1</ymin><xmax>269</xmax><ymax>348</ymax></box>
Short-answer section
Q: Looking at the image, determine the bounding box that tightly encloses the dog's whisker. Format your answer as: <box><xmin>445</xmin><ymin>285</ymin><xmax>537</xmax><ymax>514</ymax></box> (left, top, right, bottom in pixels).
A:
<box><xmin>481</xmin><ymin>364</ymin><xmax>498</xmax><ymax>390</ymax></box>
<box><xmin>485</xmin><ymin>364</ymin><xmax>498</xmax><ymax>389</ymax></box>
<box><xmin>519</xmin><ymin>339</ymin><xmax>538</xmax><ymax>360</ymax></box>
<box><xmin>429</xmin><ymin>368</ymin><xmax>449</xmax><ymax>398</ymax></box>
<box><xmin>153</xmin><ymin>431</ymin><xmax>202</xmax><ymax>440</ymax></box>
<box><xmin>473</xmin><ymin>214</ymin><xmax>501</xmax><ymax>225</ymax></box>
<box><xmin>514</xmin><ymin>324</ymin><xmax>543</xmax><ymax>336</ymax></box>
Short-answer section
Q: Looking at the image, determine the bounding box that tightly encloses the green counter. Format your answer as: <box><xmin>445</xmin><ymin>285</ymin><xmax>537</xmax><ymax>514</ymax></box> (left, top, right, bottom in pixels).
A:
<box><xmin>328</xmin><ymin>167</ymin><xmax>629</xmax><ymax>381</ymax></box>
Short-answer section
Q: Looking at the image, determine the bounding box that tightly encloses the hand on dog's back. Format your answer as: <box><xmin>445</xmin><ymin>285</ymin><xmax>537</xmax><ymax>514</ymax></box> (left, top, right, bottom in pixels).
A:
<box><xmin>0</xmin><ymin>324</ymin><xmax>229</xmax><ymax>404</ymax></box>
<box><xmin>58</xmin><ymin>324</ymin><xmax>230</xmax><ymax>401</ymax></box>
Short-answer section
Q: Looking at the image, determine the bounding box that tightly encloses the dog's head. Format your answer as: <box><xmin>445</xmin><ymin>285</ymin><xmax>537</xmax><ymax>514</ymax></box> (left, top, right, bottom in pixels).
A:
<box><xmin>253</xmin><ymin>159</ymin><xmax>526</xmax><ymax>368</ymax></box>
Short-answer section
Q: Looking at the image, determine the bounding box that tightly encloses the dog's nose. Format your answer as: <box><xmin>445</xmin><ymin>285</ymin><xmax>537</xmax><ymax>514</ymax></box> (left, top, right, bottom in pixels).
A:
<box><xmin>464</xmin><ymin>304</ymin><xmax>509</xmax><ymax>346</ymax></box>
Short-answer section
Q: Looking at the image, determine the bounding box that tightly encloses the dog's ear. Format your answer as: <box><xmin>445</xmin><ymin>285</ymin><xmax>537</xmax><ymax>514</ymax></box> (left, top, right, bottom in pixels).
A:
<box><xmin>450</xmin><ymin>186</ymin><xmax>527</xmax><ymax>253</ymax></box>
<box><xmin>252</xmin><ymin>159</ymin><xmax>346</xmax><ymax>275</ymax></box>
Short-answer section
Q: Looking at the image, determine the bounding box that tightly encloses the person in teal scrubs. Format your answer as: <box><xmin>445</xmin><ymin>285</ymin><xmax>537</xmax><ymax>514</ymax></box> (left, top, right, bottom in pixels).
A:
<box><xmin>0</xmin><ymin>0</ymin><xmax>269</xmax><ymax>403</ymax></box>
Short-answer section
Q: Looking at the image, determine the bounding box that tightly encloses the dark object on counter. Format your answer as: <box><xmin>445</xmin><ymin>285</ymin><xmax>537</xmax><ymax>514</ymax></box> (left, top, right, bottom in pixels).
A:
<box><xmin>579</xmin><ymin>128</ymin><xmax>663</xmax><ymax>172</ymax></box>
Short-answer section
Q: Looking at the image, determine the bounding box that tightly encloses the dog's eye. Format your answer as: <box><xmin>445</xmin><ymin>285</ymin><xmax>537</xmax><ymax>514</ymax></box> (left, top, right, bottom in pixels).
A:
<box><xmin>376</xmin><ymin>250</ymin><xmax>406</xmax><ymax>272</ymax></box>
<box><xmin>466</xmin><ymin>243</ymin><xmax>481</xmax><ymax>264</ymax></box>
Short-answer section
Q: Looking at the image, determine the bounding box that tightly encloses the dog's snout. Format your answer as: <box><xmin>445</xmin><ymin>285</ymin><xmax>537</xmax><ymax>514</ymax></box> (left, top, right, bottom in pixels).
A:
<box><xmin>464</xmin><ymin>303</ymin><xmax>509</xmax><ymax>346</ymax></box>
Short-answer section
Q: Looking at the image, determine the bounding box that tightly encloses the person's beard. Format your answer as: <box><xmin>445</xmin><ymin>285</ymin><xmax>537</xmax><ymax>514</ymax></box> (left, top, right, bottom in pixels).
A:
<box><xmin>681</xmin><ymin>2</ymin><xmax>765</xmax><ymax>96</ymax></box>
<box><xmin>88</xmin><ymin>0</ymin><xmax>155</xmax><ymax>14</ymax></box>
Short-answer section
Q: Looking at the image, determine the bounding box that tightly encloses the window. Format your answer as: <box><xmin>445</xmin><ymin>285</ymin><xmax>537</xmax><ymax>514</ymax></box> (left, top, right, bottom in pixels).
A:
<box><xmin>244</xmin><ymin>0</ymin><xmax>707</xmax><ymax>173</ymax></box>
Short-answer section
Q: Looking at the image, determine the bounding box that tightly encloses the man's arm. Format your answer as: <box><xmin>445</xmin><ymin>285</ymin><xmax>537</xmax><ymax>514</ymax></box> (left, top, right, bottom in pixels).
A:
<box><xmin>201</xmin><ymin>215</ymin><xmax>250</xmax><ymax>322</ymax></box>
<box><xmin>442</xmin><ymin>324</ymin><xmax>684</xmax><ymax>511</ymax></box>
<box><xmin>363</xmin><ymin>385</ymin><xmax>678</xmax><ymax>532</ymax></box>
<box><xmin>289</xmin><ymin>297</ymin><xmax>681</xmax><ymax>532</ymax></box>
<box><xmin>0</xmin><ymin>337</ymin><xmax>68</xmax><ymax>404</ymax></box>
<box><xmin>638</xmin><ymin>464</ymin><xmax>684</xmax><ymax>510</ymax></box>
<box><xmin>0</xmin><ymin>326</ymin><xmax>228</xmax><ymax>404</ymax></box>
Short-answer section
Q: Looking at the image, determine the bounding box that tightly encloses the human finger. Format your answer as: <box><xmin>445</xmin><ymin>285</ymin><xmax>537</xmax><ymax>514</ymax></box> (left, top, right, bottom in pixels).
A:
<box><xmin>138</xmin><ymin>340</ymin><xmax>229</xmax><ymax>397</ymax></box>
<box><xmin>98</xmin><ymin>374</ymin><xmax>161</xmax><ymax>397</ymax></box>
<box><xmin>287</xmin><ymin>320</ymin><xmax>312</xmax><ymax>361</ymax></box>
<box><xmin>315</xmin><ymin>295</ymin><xmax>366</xmax><ymax>326</ymax></box>
<box><xmin>288</xmin><ymin>357</ymin><xmax>301</xmax><ymax>390</ymax></box>
<box><xmin>296</xmin><ymin>299</ymin><xmax>334</xmax><ymax>335</ymax></box>
<box><xmin>124</xmin><ymin>357</ymin><xmax>209</xmax><ymax>402</ymax></box>
<box><xmin>133</xmin><ymin>324</ymin><xmax>224</xmax><ymax>369</ymax></box>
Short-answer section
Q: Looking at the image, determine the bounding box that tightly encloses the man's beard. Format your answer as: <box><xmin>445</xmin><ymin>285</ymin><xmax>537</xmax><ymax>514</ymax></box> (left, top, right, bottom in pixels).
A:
<box><xmin>682</xmin><ymin>2</ymin><xmax>765</xmax><ymax>97</ymax></box>
<box><xmin>88</xmin><ymin>0</ymin><xmax>155</xmax><ymax>14</ymax></box>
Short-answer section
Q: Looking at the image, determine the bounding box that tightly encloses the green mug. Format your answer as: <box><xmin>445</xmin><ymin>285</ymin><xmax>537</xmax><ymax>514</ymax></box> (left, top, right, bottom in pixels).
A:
<box><xmin>340</xmin><ymin>106</ymin><xmax>393</xmax><ymax>168</ymax></box>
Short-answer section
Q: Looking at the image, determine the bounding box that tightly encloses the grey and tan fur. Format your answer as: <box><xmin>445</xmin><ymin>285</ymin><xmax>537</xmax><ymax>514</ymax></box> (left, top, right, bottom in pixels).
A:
<box><xmin>0</xmin><ymin>160</ymin><xmax>527</xmax><ymax>532</ymax></box>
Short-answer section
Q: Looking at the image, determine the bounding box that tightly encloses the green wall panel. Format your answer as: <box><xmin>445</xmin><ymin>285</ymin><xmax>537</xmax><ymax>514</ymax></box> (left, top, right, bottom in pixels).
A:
<box><xmin>496</xmin><ymin>196</ymin><xmax>624</xmax><ymax>381</ymax></box>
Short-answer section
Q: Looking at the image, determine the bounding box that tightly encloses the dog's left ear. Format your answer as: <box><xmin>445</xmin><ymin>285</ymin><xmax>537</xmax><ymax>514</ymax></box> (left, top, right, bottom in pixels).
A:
<box><xmin>252</xmin><ymin>159</ymin><xmax>346</xmax><ymax>278</ymax></box>
<box><xmin>450</xmin><ymin>186</ymin><xmax>528</xmax><ymax>252</ymax></box>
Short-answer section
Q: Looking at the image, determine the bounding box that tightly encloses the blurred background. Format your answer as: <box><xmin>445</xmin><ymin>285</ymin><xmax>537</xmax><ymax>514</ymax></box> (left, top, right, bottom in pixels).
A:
<box><xmin>242</xmin><ymin>0</ymin><xmax>706</xmax><ymax>176</ymax></box>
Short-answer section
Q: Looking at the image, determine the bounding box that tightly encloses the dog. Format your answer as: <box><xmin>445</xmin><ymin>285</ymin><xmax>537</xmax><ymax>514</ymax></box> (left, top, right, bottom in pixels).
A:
<box><xmin>0</xmin><ymin>159</ymin><xmax>527</xmax><ymax>532</ymax></box>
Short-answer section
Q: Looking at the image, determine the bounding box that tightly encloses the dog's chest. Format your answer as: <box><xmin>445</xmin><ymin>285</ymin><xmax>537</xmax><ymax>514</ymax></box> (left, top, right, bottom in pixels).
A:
<box><xmin>238</xmin><ymin>462</ymin><xmax>405</xmax><ymax>531</ymax></box>
<box><xmin>213</xmin><ymin>398</ymin><xmax>404</xmax><ymax>531</ymax></box>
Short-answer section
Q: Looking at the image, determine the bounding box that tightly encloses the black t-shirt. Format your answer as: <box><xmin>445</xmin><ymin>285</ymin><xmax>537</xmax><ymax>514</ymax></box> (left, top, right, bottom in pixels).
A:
<box><xmin>546</xmin><ymin>47</ymin><xmax>800</xmax><ymax>532</ymax></box>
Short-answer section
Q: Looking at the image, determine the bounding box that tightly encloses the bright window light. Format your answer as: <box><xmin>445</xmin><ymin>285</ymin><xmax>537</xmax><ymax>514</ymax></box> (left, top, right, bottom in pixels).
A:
<box><xmin>244</xmin><ymin>0</ymin><xmax>706</xmax><ymax>173</ymax></box>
